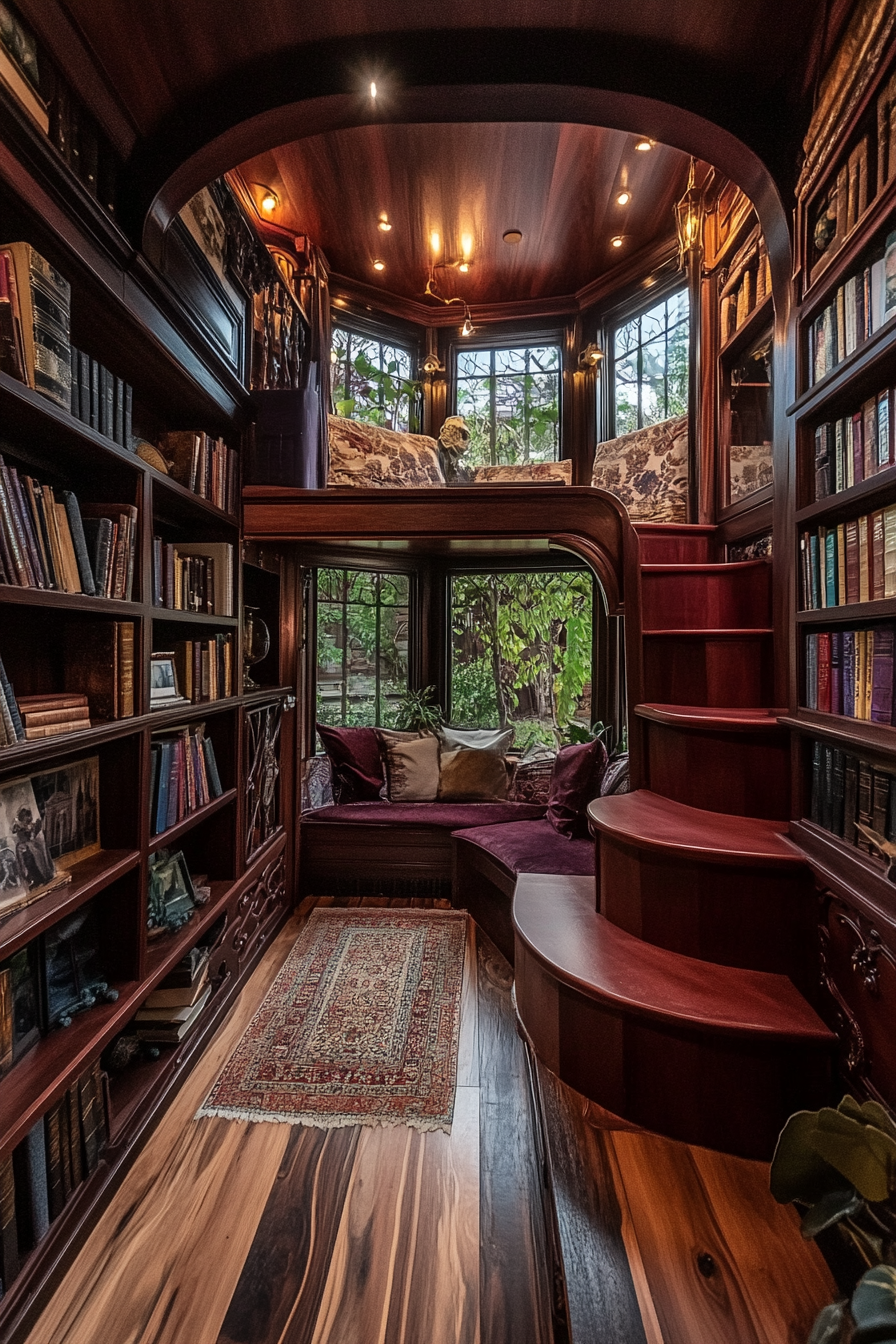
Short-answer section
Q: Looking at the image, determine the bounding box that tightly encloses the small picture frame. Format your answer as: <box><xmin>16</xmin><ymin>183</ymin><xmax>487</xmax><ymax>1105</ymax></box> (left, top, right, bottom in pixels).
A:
<box><xmin>147</xmin><ymin>849</ymin><xmax>196</xmax><ymax>934</ymax></box>
<box><xmin>150</xmin><ymin>653</ymin><xmax>187</xmax><ymax>709</ymax></box>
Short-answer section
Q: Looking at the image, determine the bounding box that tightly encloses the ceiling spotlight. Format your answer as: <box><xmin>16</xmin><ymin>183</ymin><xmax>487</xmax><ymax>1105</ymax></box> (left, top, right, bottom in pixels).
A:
<box><xmin>616</xmin><ymin>191</ymin><xmax>631</xmax><ymax>206</ymax></box>
<box><xmin>503</xmin><ymin>229</ymin><xmax>523</xmax><ymax>245</ymax></box>
<box><xmin>458</xmin><ymin>262</ymin><xmax>470</xmax><ymax>273</ymax></box>
<box><xmin>373</xmin><ymin>259</ymin><xmax>385</xmax><ymax>271</ymax></box>
<box><xmin>259</xmin><ymin>188</ymin><xmax>279</xmax><ymax>214</ymax></box>
<box><xmin>377</xmin><ymin>214</ymin><xmax>392</xmax><ymax>232</ymax></box>
<box><xmin>635</xmin><ymin>138</ymin><xmax>653</xmax><ymax>152</ymax></box>
<box><xmin>611</xmin><ymin>235</ymin><xmax>624</xmax><ymax>248</ymax></box>
<box><xmin>370</xmin><ymin>81</ymin><xmax>378</xmax><ymax>99</ymax></box>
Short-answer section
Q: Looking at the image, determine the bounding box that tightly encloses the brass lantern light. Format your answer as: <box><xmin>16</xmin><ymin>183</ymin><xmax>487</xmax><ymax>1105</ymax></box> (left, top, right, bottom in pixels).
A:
<box><xmin>674</xmin><ymin>158</ymin><xmax>705</xmax><ymax>268</ymax></box>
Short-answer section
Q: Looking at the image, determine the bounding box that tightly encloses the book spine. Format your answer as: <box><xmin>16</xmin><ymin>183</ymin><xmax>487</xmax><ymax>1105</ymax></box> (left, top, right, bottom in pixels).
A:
<box><xmin>25</xmin><ymin>1119</ymin><xmax>49</xmax><ymax>1244</ymax></box>
<box><xmin>23</xmin><ymin>248</ymin><xmax>72</xmax><ymax>409</ymax></box>
<box><xmin>60</xmin><ymin>491</ymin><xmax>96</xmax><ymax>596</ymax></box>
<box><xmin>0</xmin><ymin>1155</ymin><xmax>19</xmax><ymax>1294</ymax></box>
<box><xmin>843</xmin><ymin>754</ymin><xmax>858</xmax><ymax>843</ymax></box>
<box><xmin>0</xmin><ymin>656</ymin><xmax>24</xmax><ymax>741</ymax></box>
<box><xmin>117</xmin><ymin>622</ymin><xmax>134</xmax><ymax>718</ymax></box>
<box><xmin>817</xmin><ymin>631</ymin><xmax>832</xmax><ymax>714</ymax></box>
<box><xmin>44</xmin><ymin>1105</ymin><xmax>65</xmax><ymax>1222</ymax></box>
<box><xmin>113</xmin><ymin>375</ymin><xmax>124</xmax><ymax>446</ymax></box>
<box><xmin>871</xmin><ymin>624</ymin><xmax>895</xmax><ymax>724</ymax></box>
<box><xmin>203</xmin><ymin>735</ymin><xmax>223</xmax><ymax>797</ymax></box>
<box><xmin>830</xmin><ymin>630</ymin><xmax>843</xmax><ymax>716</ymax></box>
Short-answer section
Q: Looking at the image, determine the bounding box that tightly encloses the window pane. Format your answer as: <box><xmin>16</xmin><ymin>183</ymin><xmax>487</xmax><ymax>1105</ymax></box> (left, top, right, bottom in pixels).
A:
<box><xmin>316</xmin><ymin>567</ymin><xmax>411</xmax><ymax>728</ymax></box>
<box><xmin>331</xmin><ymin>325</ymin><xmax>416</xmax><ymax>432</ymax></box>
<box><xmin>611</xmin><ymin>287</ymin><xmax>689</xmax><ymax>434</ymax></box>
<box><xmin>456</xmin><ymin>343</ymin><xmax>561</xmax><ymax>466</ymax></box>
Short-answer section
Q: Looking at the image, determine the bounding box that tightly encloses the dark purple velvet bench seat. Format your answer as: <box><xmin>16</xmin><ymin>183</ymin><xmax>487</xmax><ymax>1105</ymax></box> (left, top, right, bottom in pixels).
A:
<box><xmin>451</xmin><ymin>819</ymin><xmax>595</xmax><ymax>965</ymax></box>
<box><xmin>299</xmin><ymin>800</ymin><xmax>547</xmax><ymax>899</ymax></box>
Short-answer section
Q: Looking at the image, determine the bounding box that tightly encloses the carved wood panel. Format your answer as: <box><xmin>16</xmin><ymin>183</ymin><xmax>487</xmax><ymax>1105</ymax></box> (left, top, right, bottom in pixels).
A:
<box><xmin>245</xmin><ymin>701</ymin><xmax>283</xmax><ymax>862</ymax></box>
<box><xmin>230</xmin><ymin>851</ymin><xmax>287</xmax><ymax>968</ymax></box>
<box><xmin>818</xmin><ymin>886</ymin><xmax>896</xmax><ymax>1112</ymax></box>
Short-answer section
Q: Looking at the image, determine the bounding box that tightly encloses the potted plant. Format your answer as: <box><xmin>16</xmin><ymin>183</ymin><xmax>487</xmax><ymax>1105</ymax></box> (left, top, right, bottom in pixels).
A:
<box><xmin>391</xmin><ymin>685</ymin><xmax>444</xmax><ymax>734</ymax></box>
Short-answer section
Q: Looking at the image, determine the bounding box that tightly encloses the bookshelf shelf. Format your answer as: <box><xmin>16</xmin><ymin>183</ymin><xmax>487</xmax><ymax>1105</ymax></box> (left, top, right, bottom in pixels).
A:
<box><xmin>0</xmin><ymin>716</ymin><xmax>141</xmax><ymax>771</ymax></box>
<box><xmin>149</xmin><ymin>470</ymin><xmax>239</xmax><ymax>526</ymax></box>
<box><xmin>788</xmin><ymin>817</ymin><xmax>896</xmax><ymax>913</ymax></box>
<box><xmin>802</xmin><ymin>169</ymin><xmax>896</xmax><ymax>310</ymax></box>
<box><xmin>719</xmin><ymin>294</ymin><xmax>774</xmax><ymax>360</ymax></box>
<box><xmin>0</xmin><ymin>585</ymin><xmax>142</xmax><ymax>616</ymax></box>
<box><xmin>150</xmin><ymin>609</ymin><xmax>238</xmax><ymax>627</ymax></box>
<box><xmin>796</xmin><ymin>600</ymin><xmax>896</xmax><ymax>623</ymax></box>
<box><xmin>142</xmin><ymin>879</ymin><xmax>233</xmax><ymax>986</ymax></box>
<box><xmin>780</xmin><ymin>710</ymin><xmax>896</xmax><ymax>757</ymax></box>
<box><xmin>788</xmin><ymin>312</ymin><xmax>896</xmax><ymax>419</ymax></box>
<box><xmin>0</xmin><ymin>849</ymin><xmax>140</xmax><ymax>962</ymax></box>
<box><xmin>796</xmin><ymin>463</ymin><xmax>896</xmax><ymax>522</ymax></box>
<box><xmin>148</xmin><ymin>788</ymin><xmax>238</xmax><ymax>852</ymax></box>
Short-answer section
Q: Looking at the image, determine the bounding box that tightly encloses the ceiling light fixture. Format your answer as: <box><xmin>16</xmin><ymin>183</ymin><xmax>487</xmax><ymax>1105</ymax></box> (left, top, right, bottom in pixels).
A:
<box><xmin>577</xmin><ymin>342</ymin><xmax>604</xmax><ymax>370</ymax></box>
<box><xmin>502</xmin><ymin>229</ymin><xmax>523</xmax><ymax>245</ymax></box>
<box><xmin>635</xmin><ymin>138</ymin><xmax>654</xmax><ymax>152</ymax></box>
<box><xmin>674</xmin><ymin>156</ymin><xmax>705</xmax><ymax>268</ymax></box>
<box><xmin>377</xmin><ymin>214</ymin><xmax>392</xmax><ymax>232</ymax></box>
<box><xmin>611</xmin><ymin>235</ymin><xmax>624</xmax><ymax>248</ymax></box>
<box><xmin>430</xmin><ymin>230</ymin><xmax>441</xmax><ymax>256</ymax></box>
<box><xmin>616</xmin><ymin>191</ymin><xmax>631</xmax><ymax>206</ymax></box>
<box><xmin>458</xmin><ymin>262</ymin><xmax>470</xmax><ymax>273</ymax></box>
<box><xmin>460</xmin><ymin>306</ymin><xmax>476</xmax><ymax>337</ymax></box>
<box><xmin>372</xmin><ymin>259</ymin><xmax>385</xmax><ymax>271</ymax></box>
<box><xmin>259</xmin><ymin>188</ymin><xmax>279</xmax><ymax>214</ymax></box>
<box><xmin>422</xmin><ymin>350</ymin><xmax>444</xmax><ymax>375</ymax></box>
<box><xmin>370</xmin><ymin>81</ymin><xmax>378</xmax><ymax>99</ymax></box>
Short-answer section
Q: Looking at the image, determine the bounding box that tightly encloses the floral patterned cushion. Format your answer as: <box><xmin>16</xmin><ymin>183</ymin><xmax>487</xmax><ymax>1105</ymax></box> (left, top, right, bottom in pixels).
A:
<box><xmin>590</xmin><ymin>414</ymin><xmax>688</xmax><ymax>522</ymax></box>
<box><xmin>472</xmin><ymin>460</ymin><xmax>572</xmax><ymax>484</ymax></box>
<box><xmin>327</xmin><ymin>415</ymin><xmax>446</xmax><ymax>488</ymax></box>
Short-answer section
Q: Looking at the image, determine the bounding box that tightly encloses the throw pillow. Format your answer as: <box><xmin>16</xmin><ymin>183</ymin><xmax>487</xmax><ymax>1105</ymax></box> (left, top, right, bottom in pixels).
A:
<box><xmin>377</xmin><ymin>730</ymin><xmax>441</xmax><ymax>801</ymax></box>
<box><xmin>327</xmin><ymin>416</ymin><xmax>446</xmax><ymax>488</ymax></box>
<box><xmin>547</xmin><ymin>738</ymin><xmax>609</xmax><ymax>838</ymax></box>
<box><xmin>438</xmin><ymin>748</ymin><xmax>509</xmax><ymax>802</ymax></box>
<box><xmin>439</xmin><ymin>725</ymin><xmax>514</xmax><ymax>754</ymax></box>
<box><xmin>509</xmin><ymin>751</ymin><xmax>555</xmax><ymax>804</ymax></box>
<box><xmin>590</xmin><ymin>413</ymin><xmax>688</xmax><ymax>523</ymax></box>
<box><xmin>316</xmin><ymin>723</ymin><xmax>383</xmax><ymax>803</ymax></box>
<box><xmin>472</xmin><ymin>460</ymin><xmax>572</xmax><ymax>484</ymax></box>
<box><xmin>600</xmin><ymin>752</ymin><xmax>631</xmax><ymax>797</ymax></box>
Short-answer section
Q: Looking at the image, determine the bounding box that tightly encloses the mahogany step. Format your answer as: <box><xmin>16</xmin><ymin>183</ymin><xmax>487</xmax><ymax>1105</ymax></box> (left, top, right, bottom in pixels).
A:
<box><xmin>635</xmin><ymin>704</ymin><xmax>790</xmax><ymax>818</ymax></box>
<box><xmin>633</xmin><ymin>523</ymin><xmax>717</xmax><ymax>564</ymax></box>
<box><xmin>513</xmin><ymin>874</ymin><xmax>833</xmax><ymax>1159</ymax></box>
<box><xmin>642</xmin><ymin>629</ymin><xmax>775</xmax><ymax>706</ymax></box>
<box><xmin>640</xmin><ymin>560</ymin><xmax>771</xmax><ymax>631</ymax></box>
<box><xmin>586</xmin><ymin>791</ymin><xmax>817</xmax><ymax>993</ymax></box>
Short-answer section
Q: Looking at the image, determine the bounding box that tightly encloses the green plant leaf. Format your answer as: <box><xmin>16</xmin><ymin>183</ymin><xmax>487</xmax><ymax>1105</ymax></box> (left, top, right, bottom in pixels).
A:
<box><xmin>839</xmin><ymin>1095</ymin><xmax>896</xmax><ymax>1146</ymax></box>
<box><xmin>770</xmin><ymin>1111</ymin><xmax>849</xmax><ymax>1205</ymax></box>
<box><xmin>850</xmin><ymin>1264</ymin><xmax>896</xmax><ymax>1341</ymax></box>
<box><xmin>807</xmin><ymin>1302</ymin><xmax>846</xmax><ymax>1344</ymax></box>
<box><xmin>800</xmin><ymin>1187</ymin><xmax>863</xmax><ymax>1239</ymax></box>
<box><xmin>812</xmin><ymin>1108</ymin><xmax>896</xmax><ymax>1203</ymax></box>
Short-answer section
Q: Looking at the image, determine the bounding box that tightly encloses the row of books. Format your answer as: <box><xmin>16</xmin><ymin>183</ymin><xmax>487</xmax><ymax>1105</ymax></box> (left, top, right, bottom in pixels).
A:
<box><xmin>809</xmin><ymin>741</ymin><xmax>896</xmax><ymax>858</ymax></box>
<box><xmin>812</xmin><ymin>136</ymin><xmax>871</xmax><ymax>270</ymax></box>
<box><xmin>151</xmin><ymin>540</ymin><xmax>233</xmax><ymax>615</ymax></box>
<box><xmin>0</xmin><ymin>1060</ymin><xmax>107</xmax><ymax>1297</ymax></box>
<box><xmin>812</xmin><ymin>387</ymin><xmax>895</xmax><ymax>499</ymax></box>
<box><xmin>172</xmin><ymin>637</ymin><xmax>235</xmax><ymax>705</ymax></box>
<box><xmin>799</xmin><ymin>505</ymin><xmax>896</xmax><ymax>609</ymax></box>
<box><xmin>150</xmin><ymin>726</ymin><xmax>224</xmax><ymax>836</ymax></box>
<box><xmin>804</xmin><ymin>627</ymin><xmax>896</xmax><ymax>724</ymax></box>
<box><xmin>0</xmin><ymin>456</ymin><xmax>135</xmax><ymax>600</ymax></box>
<box><xmin>807</xmin><ymin>235</ymin><xmax>896</xmax><ymax>386</ymax></box>
<box><xmin>160</xmin><ymin>431</ymin><xmax>239</xmax><ymax>515</ymax></box>
<box><xmin>720</xmin><ymin>245</ymin><xmax>770</xmax><ymax>342</ymax></box>
<box><xmin>134</xmin><ymin>944</ymin><xmax>211</xmax><ymax>1045</ymax></box>
<box><xmin>0</xmin><ymin>242</ymin><xmax>71</xmax><ymax>411</ymax></box>
<box><xmin>68</xmin><ymin>347</ymin><xmax>132</xmax><ymax>450</ymax></box>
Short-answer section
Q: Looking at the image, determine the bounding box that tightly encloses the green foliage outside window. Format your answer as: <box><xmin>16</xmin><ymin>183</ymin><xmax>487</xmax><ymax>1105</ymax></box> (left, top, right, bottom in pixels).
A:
<box><xmin>316</xmin><ymin>567</ymin><xmax>409</xmax><ymax>727</ymax></box>
<box><xmin>450</xmin><ymin>570</ymin><xmax>593</xmax><ymax>747</ymax></box>
<box><xmin>613</xmin><ymin>289</ymin><xmax>689</xmax><ymax>436</ymax></box>
<box><xmin>331</xmin><ymin>326</ymin><xmax>421</xmax><ymax>432</ymax></box>
<box><xmin>455</xmin><ymin>345</ymin><xmax>560</xmax><ymax>467</ymax></box>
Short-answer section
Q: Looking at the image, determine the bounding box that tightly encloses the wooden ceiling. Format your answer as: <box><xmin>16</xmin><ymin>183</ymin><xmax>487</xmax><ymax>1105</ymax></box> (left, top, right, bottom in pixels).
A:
<box><xmin>237</xmin><ymin>125</ymin><xmax>691</xmax><ymax>307</ymax></box>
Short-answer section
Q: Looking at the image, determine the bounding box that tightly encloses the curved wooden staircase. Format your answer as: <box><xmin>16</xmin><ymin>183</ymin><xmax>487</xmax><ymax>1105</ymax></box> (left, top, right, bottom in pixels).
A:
<box><xmin>514</xmin><ymin>523</ymin><xmax>836</xmax><ymax>1160</ymax></box>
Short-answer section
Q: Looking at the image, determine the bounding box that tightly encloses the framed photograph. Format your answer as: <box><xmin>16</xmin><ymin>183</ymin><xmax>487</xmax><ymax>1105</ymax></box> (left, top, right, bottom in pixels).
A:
<box><xmin>150</xmin><ymin>653</ymin><xmax>187</xmax><ymax>709</ymax></box>
<box><xmin>0</xmin><ymin>773</ymin><xmax>71</xmax><ymax>919</ymax></box>
<box><xmin>31</xmin><ymin>756</ymin><xmax>100</xmax><ymax>867</ymax></box>
<box><xmin>147</xmin><ymin>849</ymin><xmax>196</xmax><ymax>934</ymax></box>
<box><xmin>42</xmin><ymin>903</ymin><xmax>117</xmax><ymax>1029</ymax></box>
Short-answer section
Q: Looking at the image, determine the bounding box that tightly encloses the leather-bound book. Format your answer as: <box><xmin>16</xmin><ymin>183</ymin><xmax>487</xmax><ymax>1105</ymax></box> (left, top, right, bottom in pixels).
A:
<box><xmin>872</xmin><ymin>510</ymin><xmax>886</xmax><ymax>601</ymax></box>
<box><xmin>63</xmin><ymin>620</ymin><xmax>121</xmax><ymax>722</ymax></box>
<box><xmin>77</xmin><ymin>1067</ymin><xmax>100</xmax><ymax>1176</ymax></box>
<box><xmin>43</xmin><ymin>1104</ymin><xmax>65</xmax><ymax>1221</ymax></box>
<box><xmin>836</xmin><ymin>523</ymin><xmax>847</xmax><ymax>604</ymax></box>
<box><xmin>13</xmin><ymin>1119</ymin><xmax>50</xmax><ymax>1250</ymax></box>
<box><xmin>862</xmin><ymin>630</ymin><xmax>874</xmax><ymax>720</ymax></box>
<box><xmin>830</xmin><ymin>631</ymin><xmax>843</xmax><ymax>716</ymax></box>
<box><xmin>863</xmin><ymin>398</ymin><xmax>878</xmax><ymax>479</ymax></box>
<box><xmin>843</xmin><ymin>754</ymin><xmax>859</xmax><ymax>842</ymax></box>
<box><xmin>805</xmin><ymin>632</ymin><xmax>818</xmax><ymax>710</ymax></box>
<box><xmin>810</xmin><ymin>740</ymin><xmax>822</xmax><ymax>823</ymax></box>
<box><xmin>857</xmin><ymin>760</ymin><xmax>874</xmax><ymax>851</ymax></box>
<box><xmin>845</xmin><ymin>518</ymin><xmax>860</xmax><ymax>604</ymax></box>
<box><xmin>814</xmin><ymin>425</ymin><xmax>830</xmax><ymax>499</ymax></box>
<box><xmin>817</xmin><ymin>631</ymin><xmax>832</xmax><ymax>714</ymax></box>
<box><xmin>877</xmin><ymin>390</ymin><xmax>891</xmax><ymax>469</ymax></box>
<box><xmin>65</xmin><ymin>1087</ymin><xmax>83</xmax><ymax>1190</ymax></box>
<box><xmin>820</xmin><ymin>745</ymin><xmax>834</xmax><ymax>830</ymax></box>
<box><xmin>60</xmin><ymin>491</ymin><xmax>96</xmax><ymax>597</ymax></box>
<box><xmin>852</xmin><ymin>411</ymin><xmax>865</xmax><ymax>483</ymax></box>
<box><xmin>842</xmin><ymin>630</ymin><xmax>856</xmax><ymax>718</ymax></box>
<box><xmin>159</xmin><ymin>431</ymin><xmax>202</xmax><ymax>491</ymax></box>
<box><xmin>0</xmin><ymin>969</ymin><xmax>12</xmax><ymax>1075</ymax></box>
<box><xmin>887</xmin><ymin>506</ymin><xmax>896</xmax><ymax>599</ymax></box>
<box><xmin>117</xmin><ymin>622</ymin><xmax>134</xmax><ymax>718</ymax></box>
<box><xmin>859</xmin><ymin>517</ymin><xmax>871</xmax><ymax>603</ymax></box>
<box><xmin>871</xmin><ymin>625</ymin><xmax>895</xmax><ymax>724</ymax></box>
<box><xmin>0</xmin><ymin>244</ymin><xmax>71</xmax><ymax>410</ymax></box>
<box><xmin>872</xmin><ymin>768</ymin><xmax>891</xmax><ymax>839</ymax></box>
<box><xmin>0</xmin><ymin>1154</ymin><xmax>19</xmax><ymax>1295</ymax></box>
<box><xmin>0</xmin><ymin>252</ymin><xmax>25</xmax><ymax>383</ymax></box>
<box><xmin>824</xmin><ymin>529</ymin><xmax>837</xmax><ymax>607</ymax></box>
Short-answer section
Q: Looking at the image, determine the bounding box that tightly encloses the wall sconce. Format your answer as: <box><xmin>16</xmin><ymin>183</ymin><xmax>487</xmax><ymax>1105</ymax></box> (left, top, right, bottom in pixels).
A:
<box><xmin>674</xmin><ymin>157</ymin><xmax>705</xmax><ymax>268</ymax></box>
<box><xmin>422</xmin><ymin>351</ymin><xmax>444</xmax><ymax>375</ymax></box>
<box><xmin>460</xmin><ymin>306</ymin><xmax>476</xmax><ymax>338</ymax></box>
<box><xmin>258</xmin><ymin>187</ymin><xmax>279</xmax><ymax>214</ymax></box>
<box><xmin>577</xmin><ymin>342</ymin><xmax>604</xmax><ymax>371</ymax></box>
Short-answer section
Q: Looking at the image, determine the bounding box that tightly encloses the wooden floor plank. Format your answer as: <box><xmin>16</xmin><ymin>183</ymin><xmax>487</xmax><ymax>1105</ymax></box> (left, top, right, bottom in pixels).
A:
<box><xmin>456</xmin><ymin>919</ymin><xmax>479</xmax><ymax>1089</ymax></box>
<box><xmin>216</xmin><ymin>1125</ymin><xmax>361</xmax><ymax>1344</ymax></box>
<box><xmin>476</xmin><ymin>933</ymin><xmax>553</xmax><ymax>1344</ymax></box>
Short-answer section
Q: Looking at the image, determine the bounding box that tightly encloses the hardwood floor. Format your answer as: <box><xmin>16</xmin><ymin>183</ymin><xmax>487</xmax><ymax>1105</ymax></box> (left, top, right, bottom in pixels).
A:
<box><xmin>26</xmin><ymin>900</ymin><xmax>836</xmax><ymax>1344</ymax></box>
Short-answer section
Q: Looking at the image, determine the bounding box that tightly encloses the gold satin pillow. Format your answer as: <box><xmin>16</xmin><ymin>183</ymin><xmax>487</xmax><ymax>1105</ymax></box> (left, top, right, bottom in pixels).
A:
<box><xmin>438</xmin><ymin>748</ymin><xmax>509</xmax><ymax>802</ymax></box>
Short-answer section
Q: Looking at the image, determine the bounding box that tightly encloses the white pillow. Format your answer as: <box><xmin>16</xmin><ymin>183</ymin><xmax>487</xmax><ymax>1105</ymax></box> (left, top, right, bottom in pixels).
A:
<box><xmin>439</xmin><ymin>726</ymin><xmax>514</xmax><ymax>754</ymax></box>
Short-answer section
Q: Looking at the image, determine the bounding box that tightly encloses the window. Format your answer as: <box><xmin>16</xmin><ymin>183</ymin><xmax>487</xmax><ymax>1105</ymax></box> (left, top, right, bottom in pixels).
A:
<box><xmin>449</xmin><ymin>569</ymin><xmax>593</xmax><ymax>749</ymax></box>
<box><xmin>316</xmin><ymin>568</ymin><xmax>409</xmax><ymax>726</ymax></box>
<box><xmin>612</xmin><ymin>289</ymin><xmax>689</xmax><ymax>435</ymax></box>
<box><xmin>331</xmin><ymin>326</ymin><xmax>416</xmax><ymax>432</ymax></box>
<box><xmin>455</xmin><ymin>344</ymin><xmax>561</xmax><ymax>466</ymax></box>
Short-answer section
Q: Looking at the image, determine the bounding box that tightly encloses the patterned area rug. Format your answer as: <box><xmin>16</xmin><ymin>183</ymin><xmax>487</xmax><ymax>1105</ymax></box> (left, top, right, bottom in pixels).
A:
<box><xmin>198</xmin><ymin>908</ymin><xmax>467</xmax><ymax>1133</ymax></box>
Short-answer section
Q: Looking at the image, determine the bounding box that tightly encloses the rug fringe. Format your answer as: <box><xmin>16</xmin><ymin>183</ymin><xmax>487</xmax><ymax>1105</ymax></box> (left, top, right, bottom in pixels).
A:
<box><xmin>195</xmin><ymin>1103</ymin><xmax>452</xmax><ymax>1134</ymax></box>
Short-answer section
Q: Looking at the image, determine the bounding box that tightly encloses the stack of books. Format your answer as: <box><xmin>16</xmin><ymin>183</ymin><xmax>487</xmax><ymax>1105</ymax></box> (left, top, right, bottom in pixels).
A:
<box><xmin>0</xmin><ymin>454</ymin><xmax>135</xmax><ymax>600</ymax></box>
<box><xmin>150</xmin><ymin>726</ymin><xmax>224</xmax><ymax>835</ymax></box>
<box><xmin>799</xmin><ymin>504</ymin><xmax>896</xmax><ymax>608</ymax></box>
<box><xmin>810</xmin><ymin>740</ymin><xmax>896</xmax><ymax>855</ymax></box>
<box><xmin>173</xmin><ymin>635</ymin><xmax>234</xmax><ymax>703</ymax></box>
<box><xmin>0</xmin><ymin>1059</ymin><xmax>107</xmax><ymax>1296</ymax></box>
<box><xmin>159</xmin><ymin>431</ymin><xmax>239</xmax><ymax>515</ymax></box>
<box><xmin>151</xmin><ymin>540</ymin><xmax>233</xmax><ymax>614</ymax></box>
<box><xmin>135</xmin><ymin>948</ymin><xmax>211</xmax><ymax>1045</ymax></box>
<box><xmin>812</xmin><ymin>387</ymin><xmax>895</xmax><ymax>499</ymax></box>
<box><xmin>808</xmin><ymin>233</ymin><xmax>896</xmax><ymax>386</ymax></box>
<box><xmin>0</xmin><ymin>243</ymin><xmax>71</xmax><ymax>411</ymax></box>
<box><xmin>17</xmin><ymin>693</ymin><xmax>90</xmax><ymax>741</ymax></box>
<box><xmin>68</xmin><ymin>347</ymin><xmax>133</xmax><ymax>450</ymax></box>
<box><xmin>804</xmin><ymin>626</ymin><xmax>895</xmax><ymax>721</ymax></box>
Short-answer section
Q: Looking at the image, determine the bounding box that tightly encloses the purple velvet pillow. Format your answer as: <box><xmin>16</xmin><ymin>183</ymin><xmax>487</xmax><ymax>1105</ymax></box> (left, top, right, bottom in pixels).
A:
<box><xmin>316</xmin><ymin>724</ymin><xmax>384</xmax><ymax>803</ymax></box>
<box><xmin>547</xmin><ymin>738</ymin><xmax>609</xmax><ymax>838</ymax></box>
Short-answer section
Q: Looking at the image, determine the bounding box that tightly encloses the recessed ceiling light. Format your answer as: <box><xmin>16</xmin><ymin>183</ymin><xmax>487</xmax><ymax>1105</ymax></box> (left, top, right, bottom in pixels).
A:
<box><xmin>373</xmin><ymin>259</ymin><xmax>385</xmax><ymax>271</ymax></box>
<box><xmin>370</xmin><ymin>81</ymin><xmax>378</xmax><ymax>99</ymax></box>
<box><xmin>635</xmin><ymin>138</ymin><xmax>653</xmax><ymax>152</ymax></box>
<box><xmin>611</xmin><ymin>236</ymin><xmax>624</xmax><ymax>248</ymax></box>
<box><xmin>616</xmin><ymin>191</ymin><xmax>631</xmax><ymax>206</ymax></box>
<box><xmin>503</xmin><ymin>230</ymin><xmax>523</xmax><ymax>245</ymax></box>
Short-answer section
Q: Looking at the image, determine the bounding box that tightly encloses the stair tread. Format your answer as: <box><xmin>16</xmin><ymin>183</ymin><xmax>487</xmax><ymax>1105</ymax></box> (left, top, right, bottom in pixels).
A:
<box><xmin>641</xmin><ymin>561</ymin><xmax>770</xmax><ymax>573</ymax></box>
<box><xmin>586</xmin><ymin>789</ymin><xmax>804</xmax><ymax>866</ymax></box>
<box><xmin>513</xmin><ymin>874</ymin><xmax>834</xmax><ymax>1042</ymax></box>
<box><xmin>635</xmin><ymin>703</ymin><xmax>787</xmax><ymax>731</ymax></box>
<box><xmin>633</xmin><ymin>524</ymin><xmax>717</xmax><ymax>534</ymax></box>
